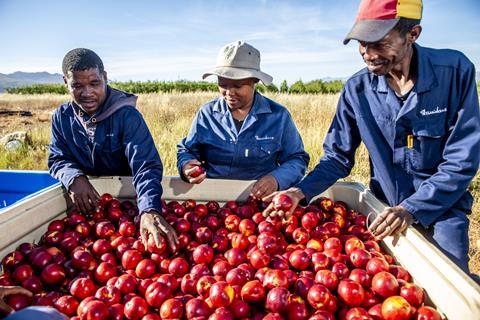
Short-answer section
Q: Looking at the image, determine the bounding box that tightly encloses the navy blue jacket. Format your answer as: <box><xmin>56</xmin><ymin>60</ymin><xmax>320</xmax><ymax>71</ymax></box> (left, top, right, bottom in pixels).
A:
<box><xmin>177</xmin><ymin>92</ymin><xmax>309</xmax><ymax>190</ymax></box>
<box><xmin>298</xmin><ymin>44</ymin><xmax>480</xmax><ymax>228</ymax></box>
<box><xmin>48</xmin><ymin>87</ymin><xmax>163</xmax><ymax>213</ymax></box>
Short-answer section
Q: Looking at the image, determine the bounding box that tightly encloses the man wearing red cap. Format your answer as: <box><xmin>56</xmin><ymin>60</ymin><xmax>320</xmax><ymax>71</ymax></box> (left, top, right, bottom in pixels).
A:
<box><xmin>264</xmin><ymin>0</ymin><xmax>480</xmax><ymax>275</ymax></box>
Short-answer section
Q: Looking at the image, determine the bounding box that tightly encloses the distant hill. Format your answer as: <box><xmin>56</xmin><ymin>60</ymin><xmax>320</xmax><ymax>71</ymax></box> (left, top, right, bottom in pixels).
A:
<box><xmin>0</xmin><ymin>71</ymin><xmax>63</xmax><ymax>93</ymax></box>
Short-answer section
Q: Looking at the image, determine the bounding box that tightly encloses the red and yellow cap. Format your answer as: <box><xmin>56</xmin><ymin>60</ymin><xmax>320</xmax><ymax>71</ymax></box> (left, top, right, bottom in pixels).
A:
<box><xmin>344</xmin><ymin>0</ymin><xmax>422</xmax><ymax>44</ymax></box>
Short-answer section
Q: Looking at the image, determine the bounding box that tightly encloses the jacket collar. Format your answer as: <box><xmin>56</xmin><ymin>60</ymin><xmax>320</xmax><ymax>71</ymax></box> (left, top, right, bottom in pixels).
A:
<box><xmin>412</xmin><ymin>43</ymin><xmax>439</xmax><ymax>93</ymax></box>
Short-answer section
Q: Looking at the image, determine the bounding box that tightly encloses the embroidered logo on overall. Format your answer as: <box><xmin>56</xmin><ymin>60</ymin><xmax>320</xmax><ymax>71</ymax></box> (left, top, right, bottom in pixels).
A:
<box><xmin>255</xmin><ymin>135</ymin><xmax>274</xmax><ymax>141</ymax></box>
<box><xmin>420</xmin><ymin>107</ymin><xmax>447</xmax><ymax>116</ymax></box>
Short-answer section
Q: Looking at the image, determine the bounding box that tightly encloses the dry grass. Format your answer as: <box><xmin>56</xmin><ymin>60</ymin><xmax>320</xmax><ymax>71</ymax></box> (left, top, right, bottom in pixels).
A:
<box><xmin>0</xmin><ymin>92</ymin><xmax>478</xmax><ymax>273</ymax></box>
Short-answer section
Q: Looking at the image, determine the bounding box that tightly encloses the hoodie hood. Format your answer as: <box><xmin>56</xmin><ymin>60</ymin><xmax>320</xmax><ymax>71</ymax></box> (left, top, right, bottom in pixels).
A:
<box><xmin>71</xmin><ymin>86</ymin><xmax>138</xmax><ymax>141</ymax></box>
<box><xmin>93</xmin><ymin>86</ymin><xmax>138</xmax><ymax>122</ymax></box>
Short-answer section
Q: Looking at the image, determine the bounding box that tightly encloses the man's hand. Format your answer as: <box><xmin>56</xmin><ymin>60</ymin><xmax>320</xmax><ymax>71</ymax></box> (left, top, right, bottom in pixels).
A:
<box><xmin>69</xmin><ymin>176</ymin><xmax>100</xmax><ymax>213</ymax></box>
<box><xmin>262</xmin><ymin>187</ymin><xmax>306</xmax><ymax>220</ymax></box>
<box><xmin>140</xmin><ymin>211</ymin><xmax>179</xmax><ymax>253</ymax></box>
<box><xmin>182</xmin><ymin>160</ymin><xmax>206</xmax><ymax>184</ymax></box>
<box><xmin>250</xmin><ymin>175</ymin><xmax>278</xmax><ymax>199</ymax></box>
<box><xmin>0</xmin><ymin>286</ymin><xmax>32</xmax><ymax>314</ymax></box>
<box><xmin>368</xmin><ymin>205</ymin><xmax>413</xmax><ymax>240</ymax></box>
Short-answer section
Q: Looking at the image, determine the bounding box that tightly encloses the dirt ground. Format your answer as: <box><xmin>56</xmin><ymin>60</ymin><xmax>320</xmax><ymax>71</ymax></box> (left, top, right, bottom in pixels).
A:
<box><xmin>1</xmin><ymin>113</ymin><xmax>39</xmax><ymax>134</ymax></box>
<box><xmin>0</xmin><ymin>95</ymin><xmax>63</xmax><ymax>136</ymax></box>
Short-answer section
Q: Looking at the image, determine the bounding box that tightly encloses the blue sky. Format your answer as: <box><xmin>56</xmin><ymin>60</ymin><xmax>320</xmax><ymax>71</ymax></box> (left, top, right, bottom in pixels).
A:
<box><xmin>0</xmin><ymin>0</ymin><xmax>479</xmax><ymax>85</ymax></box>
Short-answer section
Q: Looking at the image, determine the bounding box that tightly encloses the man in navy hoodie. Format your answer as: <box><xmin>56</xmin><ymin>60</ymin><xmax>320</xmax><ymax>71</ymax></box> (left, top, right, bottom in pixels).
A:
<box><xmin>264</xmin><ymin>0</ymin><xmax>480</xmax><ymax>275</ymax></box>
<box><xmin>48</xmin><ymin>48</ymin><xmax>178</xmax><ymax>252</ymax></box>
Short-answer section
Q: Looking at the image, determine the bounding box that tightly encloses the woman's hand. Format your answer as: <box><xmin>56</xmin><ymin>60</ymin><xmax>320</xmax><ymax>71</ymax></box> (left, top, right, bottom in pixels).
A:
<box><xmin>250</xmin><ymin>175</ymin><xmax>278</xmax><ymax>199</ymax></box>
<box><xmin>182</xmin><ymin>160</ymin><xmax>206</xmax><ymax>184</ymax></box>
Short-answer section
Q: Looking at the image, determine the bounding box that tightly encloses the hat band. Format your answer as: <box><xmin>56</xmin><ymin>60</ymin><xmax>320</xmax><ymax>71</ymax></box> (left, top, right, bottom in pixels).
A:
<box><xmin>215</xmin><ymin>65</ymin><xmax>260</xmax><ymax>71</ymax></box>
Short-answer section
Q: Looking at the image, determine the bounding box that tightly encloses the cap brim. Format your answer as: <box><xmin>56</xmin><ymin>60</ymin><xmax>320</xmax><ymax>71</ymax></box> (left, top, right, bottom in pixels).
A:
<box><xmin>202</xmin><ymin>67</ymin><xmax>273</xmax><ymax>85</ymax></box>
<box><xmin>343</xmin><ymin>18</ymin><xmax>399</xmax><ymax>45</ymax></box>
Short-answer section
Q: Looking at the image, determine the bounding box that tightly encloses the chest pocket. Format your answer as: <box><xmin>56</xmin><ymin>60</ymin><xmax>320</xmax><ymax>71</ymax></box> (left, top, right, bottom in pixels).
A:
<box><xmin>201</xmin><ymin>139</ymin><xmax>234</xmax><ymax>165</ymax></box>
<box><xmin>248</xmin><ymin>141</ymin><xmax>280</xmax><ymax>163</ymax></box>
<box><xmin>409</xmin><ymin>124</ymin><xmax>446</xmax><ymax>171</ymax></box>
<box><xmin>96</xmin><ymin>120</ymin><xmax>123</xmax><ymax>154</ymax></box>
<box><xmin>94</xmin><ymin>128</ymin><xmax>125</xmax><ymax>170</ymax></box>
<box><xmin>95</xmin><ymin>135</ymin><xmax>123</xmax><ymax>164</ymax></box>
<box><xmin>92</xmin><ymin>133</ymin><xmax>133</xmax><ymax>176</ymax></box>
<box><xmin>97</xmin><ymin>134</ymin><xmax>123</xmax><ymax>155</ymax></box>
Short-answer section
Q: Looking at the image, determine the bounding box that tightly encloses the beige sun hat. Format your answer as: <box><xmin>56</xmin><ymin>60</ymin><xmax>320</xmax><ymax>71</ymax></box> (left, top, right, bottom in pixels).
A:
<box><xmin>202</xmin><ymin>40</ymin><xmax>273</xmax><ymax>85</ymax></box>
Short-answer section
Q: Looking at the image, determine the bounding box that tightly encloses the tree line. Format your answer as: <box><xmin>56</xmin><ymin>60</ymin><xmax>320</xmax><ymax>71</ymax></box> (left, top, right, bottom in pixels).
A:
<box><xmin>5</xmin><ymin>79</ymin><xmax>345</xmax><ymax>95</ymax></box>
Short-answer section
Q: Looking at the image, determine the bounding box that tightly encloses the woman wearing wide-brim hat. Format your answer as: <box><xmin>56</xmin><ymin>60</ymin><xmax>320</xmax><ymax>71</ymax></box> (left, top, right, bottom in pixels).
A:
<box><xmin>176</xmin><ymin>41</ymin><xmax>309</xmax><ymax>199</ymax></box>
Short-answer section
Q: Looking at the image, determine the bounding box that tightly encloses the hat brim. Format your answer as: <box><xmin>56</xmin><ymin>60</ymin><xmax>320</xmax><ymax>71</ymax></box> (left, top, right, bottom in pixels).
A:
<box><xmin>202</xmin><ymin>67</ymin><xmax>273</xmax><ymax>85</ymax></box>
<box><xmin>343</xmin><ymin>18</ymin><xmax>399</xmax><ymax>45</ymax></box>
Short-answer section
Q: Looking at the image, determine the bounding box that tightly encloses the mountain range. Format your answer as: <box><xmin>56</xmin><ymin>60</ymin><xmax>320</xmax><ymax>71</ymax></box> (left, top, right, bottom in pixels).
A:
<box><xmin>0</xmin><ymin>72</ymin><xmax>63</xmax><ymax>93</ymax></box>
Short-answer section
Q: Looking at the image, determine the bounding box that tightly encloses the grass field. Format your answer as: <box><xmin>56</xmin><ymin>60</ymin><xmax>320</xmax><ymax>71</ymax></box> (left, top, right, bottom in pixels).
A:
<box><xmin>0</xmin><ymin>92</ymin><xmax>479</xmax><ymax>274</ymax></box>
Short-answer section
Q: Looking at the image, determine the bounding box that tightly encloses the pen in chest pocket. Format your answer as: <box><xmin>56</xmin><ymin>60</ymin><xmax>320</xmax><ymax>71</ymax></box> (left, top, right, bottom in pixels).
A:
<box><xmin>407</xmin><ymin>134</ymin><xmax>414</xmax><ymax>149</ymax></box>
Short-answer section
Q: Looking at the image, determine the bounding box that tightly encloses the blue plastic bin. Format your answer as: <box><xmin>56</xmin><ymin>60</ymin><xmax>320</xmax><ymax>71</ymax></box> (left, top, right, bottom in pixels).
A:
<box><xmin>0</xmin><ymin>170</ymin><xmax>59</xmax><ymax>210</ymax></box>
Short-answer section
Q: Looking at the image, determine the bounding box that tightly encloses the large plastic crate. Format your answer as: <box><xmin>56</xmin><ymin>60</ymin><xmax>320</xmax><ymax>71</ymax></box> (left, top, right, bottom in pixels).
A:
<box><xmin>0</xmin><ymin>176</ymin><xmax>478</xmax><ymax>319</ymax></box>
<box><xmin>0</xmin><ymin>170</ymin><xmax>59</xmax><ymax>210</ymax></box>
